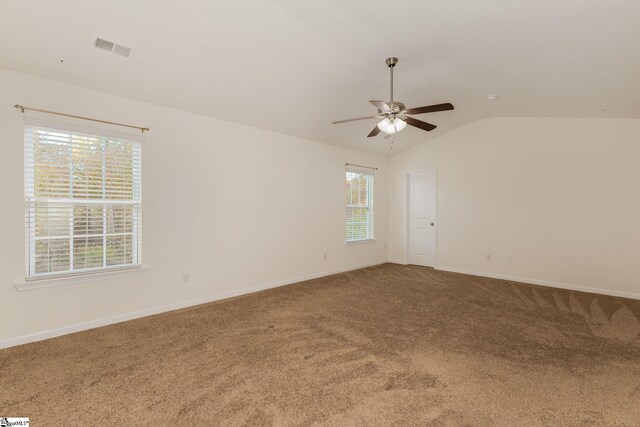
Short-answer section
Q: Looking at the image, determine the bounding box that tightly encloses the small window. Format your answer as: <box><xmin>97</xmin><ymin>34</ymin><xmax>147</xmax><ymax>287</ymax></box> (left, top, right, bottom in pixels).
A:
<box><xmin>345</xmin><ymin>170</ymin><xmax>374</xmax><ymax>242</ymax></box>
<box><xmin>24</xmin><ymin>119</ymin><xmax>142</xmax><ymax>279</ymax></box>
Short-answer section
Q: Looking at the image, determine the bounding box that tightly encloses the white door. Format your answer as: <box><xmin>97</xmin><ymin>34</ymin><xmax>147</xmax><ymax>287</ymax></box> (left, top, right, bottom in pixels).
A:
<box><xmin>407</xmin><ymin>170</ymin><xmax>437</xmax><ymax>267</ymax></box>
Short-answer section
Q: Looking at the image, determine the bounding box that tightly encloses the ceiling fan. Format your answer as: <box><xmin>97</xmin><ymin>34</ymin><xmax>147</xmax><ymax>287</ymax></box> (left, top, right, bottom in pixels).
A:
<box><xmin>333</xmin><ymin>57</ymin><xmax>454</xmax><ymax>137</ymax></box>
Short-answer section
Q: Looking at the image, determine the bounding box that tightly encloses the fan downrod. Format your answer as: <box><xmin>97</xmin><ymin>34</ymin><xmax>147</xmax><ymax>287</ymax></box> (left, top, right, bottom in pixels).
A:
<box><xmin>386</xmin><ymin>57</ymin><xmax>398</xmax><ymax>101</ymax></box>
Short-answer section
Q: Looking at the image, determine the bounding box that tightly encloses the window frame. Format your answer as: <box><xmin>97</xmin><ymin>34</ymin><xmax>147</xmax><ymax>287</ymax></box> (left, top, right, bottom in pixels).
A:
<box><xmin>24</xmin><ymin>118</ymin><xmax>143</xmax><ymax>281</ymax></box>
<box><xmin>345</xmin><ymin>170</ymin><xmax>374</xmax><ymax>243</ymax></box>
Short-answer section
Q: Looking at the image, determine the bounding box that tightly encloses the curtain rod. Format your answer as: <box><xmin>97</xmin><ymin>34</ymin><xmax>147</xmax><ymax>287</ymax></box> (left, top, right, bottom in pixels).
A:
<box><xmin>345</xmin><ymin>163</ymin><xmax>379</xmax><ymax>171</ymax></box>
<box><xmin>14</xmin><ymin>104</ymin><xmax>150</xmax><ymax>133</ymax></box>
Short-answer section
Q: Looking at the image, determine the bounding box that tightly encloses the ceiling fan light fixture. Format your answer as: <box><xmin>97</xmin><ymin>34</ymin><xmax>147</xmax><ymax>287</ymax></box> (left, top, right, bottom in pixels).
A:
<box><xmin>377</xmin><ymin>117</ymin><xmax>406</xmax><ymax>134</ymax></box>
<box><xmin>377</xmin><ymin>117</ymin><xmax>396</xmax><ymax>134</ymax></box>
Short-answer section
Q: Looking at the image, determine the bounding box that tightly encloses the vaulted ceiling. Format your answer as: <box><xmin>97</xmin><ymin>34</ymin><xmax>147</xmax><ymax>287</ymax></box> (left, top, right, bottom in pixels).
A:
<box><xmin>2</xmin><ymin>0</ymin><xmax>639</xmax><ymax>155</ymax></box>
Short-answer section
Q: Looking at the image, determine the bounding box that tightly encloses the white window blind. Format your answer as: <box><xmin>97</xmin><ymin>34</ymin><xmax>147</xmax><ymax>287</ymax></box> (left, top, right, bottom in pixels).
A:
<box><xmin>345</xmin><ymin>170</ymin><xmax>374</xmax><ymax>242</ymax></box>
<box><xmin>24</xmin><ymin>119</ymin><xmax>142</xmax><ymax>279</ymax></box>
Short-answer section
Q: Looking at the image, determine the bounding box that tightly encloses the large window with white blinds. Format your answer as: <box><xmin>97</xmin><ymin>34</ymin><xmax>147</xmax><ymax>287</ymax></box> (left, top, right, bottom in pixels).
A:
<box><xmin>345</xmin><ymin>170</ymin><xmax>374</xmax><ymax>242</ymax></box>
<box><xmin>24</xmin><ymin>119</ymin><xmax>142</xmax><ymax>279</ymax></box>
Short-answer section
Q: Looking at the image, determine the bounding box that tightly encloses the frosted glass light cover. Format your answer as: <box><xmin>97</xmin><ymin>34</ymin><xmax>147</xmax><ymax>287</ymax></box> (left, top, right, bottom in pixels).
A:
<box><xmin>377</xmin><ymin>118</ymin><xmax>391</xmax><ymax>133</ymax></box>
<box><xmin>377</xmin><ymin>118</ymin><xmax>397</xmax><ymax>134</ymax></box>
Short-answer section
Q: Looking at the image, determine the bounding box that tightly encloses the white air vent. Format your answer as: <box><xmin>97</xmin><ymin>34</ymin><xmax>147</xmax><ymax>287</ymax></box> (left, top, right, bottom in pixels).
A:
<box><xmin>93</xmin><ymin>37</ymin><xmax>132</xmax><ymax>59</ymax></box>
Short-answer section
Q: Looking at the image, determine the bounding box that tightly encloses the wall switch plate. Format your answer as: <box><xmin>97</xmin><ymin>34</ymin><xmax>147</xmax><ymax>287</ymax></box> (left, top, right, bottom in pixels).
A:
<box><xmin>181</xmin><ymin>273</ymin><xmax>190</xmax><ymax>284</ymax></box>
<box><xmin>507</xmin><ymin>256</ymin><xmax>513</xmax><ymax>264</ymax></box>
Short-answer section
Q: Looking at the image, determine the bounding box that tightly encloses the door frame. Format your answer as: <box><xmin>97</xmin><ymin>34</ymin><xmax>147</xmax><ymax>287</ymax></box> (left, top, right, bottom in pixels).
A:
<box><xmin>405</xmin><ymin>168</ymin><xmax>438</xmax><ymax>267</ymax></box>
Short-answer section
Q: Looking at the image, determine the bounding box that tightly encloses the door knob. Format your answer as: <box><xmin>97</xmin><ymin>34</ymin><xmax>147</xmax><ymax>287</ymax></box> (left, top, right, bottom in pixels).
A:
<box><xmin>430</xmin><ymin>222</ymin><xmax>435</xmax><ymax>226</ymax></box>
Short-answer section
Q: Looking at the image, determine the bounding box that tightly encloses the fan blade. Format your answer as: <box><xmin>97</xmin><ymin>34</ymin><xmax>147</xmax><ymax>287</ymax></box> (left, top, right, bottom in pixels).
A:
<box><xmin>367</xmin><ymin>126</ymin><xmax>381</xmax><ymax>137</ymax></box>
<box><xmin>332</xmin><ymin>115</ymin><xmax>379</xmax><ymax>124</ymax></box>
<box><xmin>369</xmin><ymin>100</ymin><xmax>392</xmax><ymax>113</ymax></box>
<box><xmin>405</xmin><ymin>102</ymin><xmax>454</xmax><ymax>115</ymax></box>
<box><xmin>404</xmin><ymin>116</ymin><xmax>437</xmax><ymax>132</ymax></box>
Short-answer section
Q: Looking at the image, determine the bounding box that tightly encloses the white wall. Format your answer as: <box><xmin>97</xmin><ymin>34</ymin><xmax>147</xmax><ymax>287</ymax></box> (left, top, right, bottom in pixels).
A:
<box><xmin>389</xmin><ymin>117</ymin><xmax>640</xmax><ymax>298</ymax></box>
<box><xmin>0</xmin><ymin>69</ymin><xmax>388</xmax><ymax>346</ymax></box>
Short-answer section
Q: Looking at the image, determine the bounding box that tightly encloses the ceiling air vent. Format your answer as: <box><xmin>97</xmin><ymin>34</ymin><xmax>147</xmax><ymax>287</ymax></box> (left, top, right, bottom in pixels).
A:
<box><xmin>94</xmin><ymin>37</ymin><xmax>114</xmax><ymax>52</ymax></box>
<box><xmin>93</xmin><ymin>37</ymin><xmax>132</xmax><ymax>59</ymax></box>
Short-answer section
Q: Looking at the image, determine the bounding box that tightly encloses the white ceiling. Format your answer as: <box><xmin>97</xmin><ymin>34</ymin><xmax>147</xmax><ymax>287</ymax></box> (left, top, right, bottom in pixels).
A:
<box><xmin>2</xmin><ymin>0</ymin><xmax>639</xmax><ymax>155</ymax></box>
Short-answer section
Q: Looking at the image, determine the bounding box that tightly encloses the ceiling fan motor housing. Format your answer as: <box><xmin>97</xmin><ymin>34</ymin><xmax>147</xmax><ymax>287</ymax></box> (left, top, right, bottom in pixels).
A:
<box><xmin>386</xmin><ymin>102</ymin><xmax>406</xmax><ymax>114</ymax></box>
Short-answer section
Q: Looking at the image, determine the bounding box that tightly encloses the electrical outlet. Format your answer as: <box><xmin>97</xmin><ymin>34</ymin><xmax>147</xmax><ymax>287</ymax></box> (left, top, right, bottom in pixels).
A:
<box><xmin>507</xmin><ymin>256</ymin><xmax>513</xmax><ymax>264</ymax></box>
<box><xmin>181</xmin><ymin>273</ymin><xmax>190</xmax><ymax>284</ymax></box>
<box><xmin>486</xmin><ymin>254</ymin><xmax>492</xmax><ymax>262</ymax></box>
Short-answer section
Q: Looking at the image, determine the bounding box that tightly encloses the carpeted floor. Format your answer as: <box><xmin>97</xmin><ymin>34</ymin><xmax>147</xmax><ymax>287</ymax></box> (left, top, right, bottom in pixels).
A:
<box><xmin>2</xmin><ymin>264</ymin><xmax>640</xmax><ymax>426</ymax></box>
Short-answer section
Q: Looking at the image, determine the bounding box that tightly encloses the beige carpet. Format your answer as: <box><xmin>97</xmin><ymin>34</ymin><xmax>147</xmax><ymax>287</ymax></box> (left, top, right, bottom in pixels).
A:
<box><xmin>2</xmin><ymin>264</ymin><xmax>640</xmax><ymax>426</ymax></box>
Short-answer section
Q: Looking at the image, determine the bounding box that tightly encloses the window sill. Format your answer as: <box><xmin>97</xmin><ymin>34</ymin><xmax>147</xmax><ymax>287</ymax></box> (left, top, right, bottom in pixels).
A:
<box><xmin>345</xmin><ymin>239</ymin><xmax>376</xmax><ymax>246</ymax></box>
<box><xmin>14</xmin><ymin>265</ymin><xmax>150</xmax><ymax>292</ymax></box>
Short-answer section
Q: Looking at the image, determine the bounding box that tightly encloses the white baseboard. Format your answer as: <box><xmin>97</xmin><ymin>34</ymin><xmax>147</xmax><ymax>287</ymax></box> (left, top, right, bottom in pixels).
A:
<box><xmin>1</xmin><ymin>260</ymin><xmax>387</xmax><ymax>349</ymax></box>
<box><xmin>435</xmin><ymin>266</ymin><xmax>640</xmax><ymax>301</ymax></box>
<box><xmin>387</xmin><ymin>258</ymin><xmax>408</xmax><ymax>265</ymax></box>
